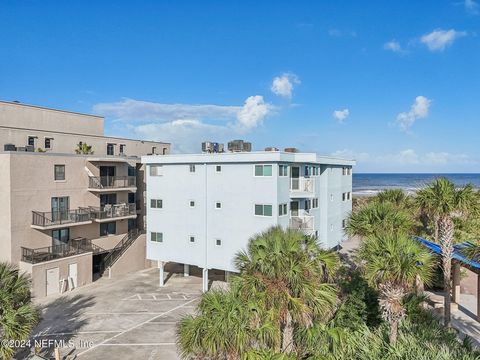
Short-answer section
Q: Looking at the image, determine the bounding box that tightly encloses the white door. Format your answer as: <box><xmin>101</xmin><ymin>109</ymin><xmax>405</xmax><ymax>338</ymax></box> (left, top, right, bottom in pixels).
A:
<box><xmin>68</xmin><ymin>263</ymin><xmax>78</xmax><ymax>289</ymax></box>
<box><xmin>46</xmin><ymin>268</ymin><xmax>60</xmax><ymax>296</ymax></box>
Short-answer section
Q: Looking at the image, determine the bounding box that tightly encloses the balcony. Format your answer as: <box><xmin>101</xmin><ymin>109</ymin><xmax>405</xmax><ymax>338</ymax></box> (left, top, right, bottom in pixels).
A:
<box><xmin>88</xmin><ymin>176</ymin><xmax>136</xmax><ymax>192</ymax></box>
<box><xmin>86</xmin><ymin>203</ymin><xmax>137</xmax><ymax>222</ymax></box>
<box><xmin>31</xmin><ymin>209</ymin><xmax>92</xmax><ymax>230</ymax></box>
<box><xmin>21</xmin><ymin>238</ymin><xmax>107</xmax><ymax>264</ymax></box>
<box><xmin>290</xmin><ymin>215</ymin><xmax>315</xmax><ymax>235</ymax></box>
<box><xmin>290</xmin><ymin>177</ymin><xmax>315</xmax><ymax>198</ymax></box>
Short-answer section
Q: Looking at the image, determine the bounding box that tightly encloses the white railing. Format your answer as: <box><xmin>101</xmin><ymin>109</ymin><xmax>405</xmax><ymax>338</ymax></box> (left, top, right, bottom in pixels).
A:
<box><xmin>289</xmin><ymin>215</ymin><xmax>315</xmax><ymax>231</ymax></box>
<box><xmin>290</xmin><ymin>178</ymin><xmax>315</xmax><ymax>193</ymax></box>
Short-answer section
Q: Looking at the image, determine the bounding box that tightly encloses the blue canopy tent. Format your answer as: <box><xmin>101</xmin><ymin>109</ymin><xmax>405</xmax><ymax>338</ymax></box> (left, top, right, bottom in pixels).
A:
<box><xmin>414</xmin><ymin>236</ymin><xmax>480</xmax><ymax>321</ymax></box>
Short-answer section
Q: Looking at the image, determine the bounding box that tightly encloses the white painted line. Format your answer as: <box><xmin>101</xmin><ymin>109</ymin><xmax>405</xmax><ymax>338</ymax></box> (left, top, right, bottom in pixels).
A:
<box><xmin>76</xmin><ymin>297</ymin><xmax>198</xmax><ymax>357</ymax></box>
<box><xmin>36</xmin><ymin>330</ymin><xmax>121</xmax><ymax>336</ymax></box>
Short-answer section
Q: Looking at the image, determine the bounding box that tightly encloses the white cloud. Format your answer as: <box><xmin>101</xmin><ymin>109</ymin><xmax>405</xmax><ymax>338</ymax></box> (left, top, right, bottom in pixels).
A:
<box><xmin>333</xmin><ymin>109</ymin><xmax>350</xmax><ymax>123</ymax></box>
<box><xmin>420</xmin><ymin>29</ymin><xmax>467</xmax><ymax>51</ymax></box>
<box><xmin>237</xmin><ymin>95</ymin><xmax>272</xmax><ymax>130</ymax></box>
<box><xmin>396</xmin><ymin>96</ymin><xmax>432</xmax><ymax>132</ymax></box>
<box><xmin>270</xmin><ymin>73</ymin><xmax>300</xmax><ymax>99</ymax></box>
<box><xmin>94</xmin><ymin>96</ymin><xmax>273</xmax><ymax>153</ymax></box>
<box><xmin>133</xmin><ymin>119</ymin><xmax>228</xmax><ymax>153</ymax></box>
<box><xmin>465</xmin><ymin>0</ymin><xmax>479</xmax><ymax>14</ymax></box>
<box><xmin>384</xmin><ymin>40</ymin><xmax>403</xmax><ymax>53</ymax></box>
<box><xmin>93</xmin><ymin>98</ymin><xmax>239</xmax><ymax>123</ymax></box>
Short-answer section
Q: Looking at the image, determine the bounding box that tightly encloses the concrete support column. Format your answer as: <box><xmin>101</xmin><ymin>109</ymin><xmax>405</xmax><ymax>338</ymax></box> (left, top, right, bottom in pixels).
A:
<box><xmin>452</xmin><ymin>262</ymin><xmax>461</xmax><ymax>304</ymax></box>
<box><xmin>225</xmin><ymin>271</ymin><xmax>230</xmax><ymax>283</ymax></box>
<box><xmin>184</xmin><ymin>264</ymin><xmax>190</xmax><ymax>277</ymax></box>
<box><xmin>202</xmin><ymin>268</ymin><xmax>209</xmax><ymax>292</ymax></box>
<box><xmin>159</xmin><ymin>261</ymin><xmax>165</xmax><ymax>287</ymax></box>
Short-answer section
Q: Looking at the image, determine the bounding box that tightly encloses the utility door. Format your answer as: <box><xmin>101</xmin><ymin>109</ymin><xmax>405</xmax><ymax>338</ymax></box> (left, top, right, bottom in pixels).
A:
<box><xmin>46</xmin><ymin>267</ymin><xmax>60</xmax><ymax>296</ymax></box>
<box><xmin>68</xmin><ymin>263</ymin><xmax>78</xmax><ymax>289</ymax></box>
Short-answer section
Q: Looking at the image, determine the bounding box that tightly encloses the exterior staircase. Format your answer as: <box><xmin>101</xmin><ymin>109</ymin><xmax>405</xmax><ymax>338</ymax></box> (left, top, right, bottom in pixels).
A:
<box><xmin>100</xmin><ymin>229</ymin><xmax>142</xmax><ymax>276</ymax></box>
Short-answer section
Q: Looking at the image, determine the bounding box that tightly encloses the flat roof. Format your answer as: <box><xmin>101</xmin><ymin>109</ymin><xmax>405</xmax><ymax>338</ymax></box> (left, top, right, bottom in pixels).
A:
<box><xmin>0</xmin><ymin>100</ymin><xmax>104</xmax><ymax>118</ymax></box>
<box><xmin>142</xmin><ymin>151</ymin><xmax>356</xmax><ymax>166</ymax></box>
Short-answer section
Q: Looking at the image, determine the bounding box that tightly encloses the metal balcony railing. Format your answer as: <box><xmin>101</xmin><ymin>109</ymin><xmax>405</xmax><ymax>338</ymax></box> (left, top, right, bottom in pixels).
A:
<box><xmin>290</xmin><ymin>215</ymin><xmax>315</xmax><ymax>231</ymax></box>
<box><xmin>87</xmin><ymin>203</ymin><xmax>136</xmax><ymax>220</ymax></box>
<box><xmin>290</xmin><ymin>178</ymin><xmax>315</xmax><ymax>193</ymax></box>
<box><xmin>21</xmin><ymin>238</ymin><xmax>106</xmax><ymax>264</ymax></box>
<box><xmin>88</xmin><ymin>176</ymin><xmax>136</xmax><ymax>189</ymax></box>
<box><xmin>32</xmin><ymin>209</ymin><xmax>91</xmax><ymax>228</ymax></box>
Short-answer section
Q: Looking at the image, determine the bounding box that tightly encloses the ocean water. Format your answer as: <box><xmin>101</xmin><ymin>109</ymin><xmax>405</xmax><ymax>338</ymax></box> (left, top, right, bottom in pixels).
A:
<box><xmin>353</xmin><ymin>173</ymin><xmax>480</xmax><ymax>196</ymax></box>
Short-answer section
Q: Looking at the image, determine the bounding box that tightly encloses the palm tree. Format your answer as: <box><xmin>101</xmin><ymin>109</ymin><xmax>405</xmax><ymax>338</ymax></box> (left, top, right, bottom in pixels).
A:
<box><xmin>233</xmin><ymin>227</ymin><xmax>338</xmax><ymax>354</ymax></box>
<box><xmin>375</xmin><ymin>189</ymin><xmax>410</xmax><ymax>208</ymax></box>
<box><xmin>416</xmin><ymin>178</ymin><xmax>478</xmax><ymax>327</ymax></box>
<box><xmin>75</xmin><ymin>142</ymin><xmax>94</xmax><ymax>155</ymax></box>
<box><xmin>0</xmin><ymin>263</ymin><xmax>39</xmax><ymax>360</ymax></box>
<box><xmin>357</xmin><ymin>234</ymin><xmax>434</xmax><ymax>345</ymax></box>
<box><xmin>345</xmin><ymin>201</ymin><xmax>413</xmax><ymax>238</ymax></box>
<box><xmin>177</xmin><ymin>289</ymin><xmax>278</xmax><ymax>359</ymax></box>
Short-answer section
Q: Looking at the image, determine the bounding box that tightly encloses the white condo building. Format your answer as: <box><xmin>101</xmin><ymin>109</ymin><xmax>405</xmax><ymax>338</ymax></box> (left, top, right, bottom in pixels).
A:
<box><xmin>142</xmin><ymin>151</ymin><xmax>355</xmax><ymax>291</ymax></box>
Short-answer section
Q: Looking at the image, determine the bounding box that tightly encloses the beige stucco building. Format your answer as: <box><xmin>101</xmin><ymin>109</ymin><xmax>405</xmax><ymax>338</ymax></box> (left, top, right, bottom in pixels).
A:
<box><xmin>0</xmin><ymin>100</ymin><xmax>169</xmax><ymax>298</ymax></box>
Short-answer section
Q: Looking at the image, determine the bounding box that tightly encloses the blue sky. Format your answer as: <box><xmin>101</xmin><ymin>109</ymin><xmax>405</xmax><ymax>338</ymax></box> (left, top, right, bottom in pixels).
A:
<box><xmin>1</xmin><ymin>1</ymin><xmax>479</xmax><ymax>173</ymax></box>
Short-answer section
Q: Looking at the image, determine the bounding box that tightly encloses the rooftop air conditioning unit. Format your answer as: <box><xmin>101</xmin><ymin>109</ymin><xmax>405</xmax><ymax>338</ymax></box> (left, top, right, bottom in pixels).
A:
<box><xmin>265</xmin><ymin>147</ymin><xmax>279</xmax><ymax>152</ymax></box>
<box><xmin>202</xmin><ymin>141</ymin><xmax>224</xmax><ymax>153</ymax></box>
<box><xmin>228</xmin><ymin>140</ymin><xmax>252</xmax><ymax>152</ymax></box>
<box><xmin>284</xmin><ymin>147</ymin><xmax>299</xmax><ymax>153</ymax></box>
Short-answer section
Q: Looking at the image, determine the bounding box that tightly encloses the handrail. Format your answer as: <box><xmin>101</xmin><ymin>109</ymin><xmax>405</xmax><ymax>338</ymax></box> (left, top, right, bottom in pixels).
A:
<box><xmin>89</xmin><ymin>203</ymin><xmax>136</xmax><ymax>220</ymax></box>
<box><xmin>20</xmin><ymin>238</ymin><xmax>103</xmax><ymax>264</ymax></box>
<box><xmin>290</xmin><ymin>215</ymin><xmax>315</xmax><ymax>231</ymax></box>
<box><xmin>101</xmin><ymin>229</ymin><xmax>141</xmax><ymax>272</ymax></box>
<box><xmin>32</xmin><ymin>209</ymin><xmax>91</xmax><ymax>227</ymax></box>
<box><xmin>88</xmin><ymin>176</ymin><xmax>136</xmax><ymax>189</ymax></box>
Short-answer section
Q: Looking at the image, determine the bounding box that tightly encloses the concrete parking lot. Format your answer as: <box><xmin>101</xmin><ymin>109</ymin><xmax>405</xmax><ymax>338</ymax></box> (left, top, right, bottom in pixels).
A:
<box><xmin>27</xmin><ymin>265</ymin><xmax>213</xmax><ymax>360</ymax></box>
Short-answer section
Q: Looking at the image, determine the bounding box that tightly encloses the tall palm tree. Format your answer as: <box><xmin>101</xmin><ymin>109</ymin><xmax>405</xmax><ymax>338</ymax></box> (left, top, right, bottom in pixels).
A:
<box><xmin>75</xmin><ymin>142</ymin><xmax>94</xmax><ymax>155</ymax></box>
<box><xmin>416</xmin><ymin>178</ymin><xmax>478</xmax><ymax>327</ymax></box>
<box><xmin>233</xmin><ymin>227</ymin><xmax>338</xmax><ymax>354</ymax></box>
<box><xmin>357</xmin><ymin>234</ymin><xmax>434</xmax><ymax>345</ymax></box>
<box><xmin>0</xmin><ymin>263</ymin><xmax>39</xmax><ymax>360</ymax></box>
<box><xmin>345</xmin><ymin>202</ymin><xmax>413</xmax><ymax>238</ymax></box>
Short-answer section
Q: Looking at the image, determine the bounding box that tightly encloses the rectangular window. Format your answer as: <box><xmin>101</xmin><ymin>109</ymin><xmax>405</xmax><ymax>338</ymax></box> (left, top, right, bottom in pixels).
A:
<box><xmin>150</xmin><ymin>199</ymin><xmax>163</xmax><ymax>208</ymax></box>
<box><xmin>152</xmin><ymin>147</ymin><xmax>157</xmax><ymax>154</ymax></box>
<box><xmin>254</xmin><ymin>164</ymin><xmax>273</xmax><ymax>176</ymax></box>
<box><xmin>312</xmin><ymin>198</ymin><xmax>319</xmax><ymax>208</ymax></box>
<box><xmin>216</xmin><ymin>239</ymin><xmax>222</xmax><ymax>246</ymax></box>
<box><xmin>215</xmin><ymin>202</ymin><xmax>222</xmax><ymax>209</ymax></box>
<box><xmin>54</xmin><ymin>165</ymin><xmax>65</xmax><ymax>181</ymax></box>
<box><xmin>312</xmin><ymin>167</ymin><xmax>319</xmax><ymax>176</ymax></box>
<box><xmin>305</xmin><ymin>166</ymin><xmax>310</xmax><ymax>176</ymax></box>
<box><xmin>28</xmin><ymin>136</ymin><xmax>35</xmax><ymax>146</ymax></box>
<box><xmin>216</xmin><ymin>165</ymin><xmax>222</xmax><ymax>172</ymax></box>
<box><xmin>305</xmin><ymin>199</ymin><xmax>311</xmax><ymax>210</ymax></box>
<box><xmin>52</xmin><ymin>228</ymin><xmax>69</xmax><ymax>246</ymax></box>
<box><xmin>279</xmin><ymin>203</ymin><xmax>288</xmax><ymax>216</ymax></box>
<box><xmin>45</xmin><ymin>138</ymin><xmax>52</xmax><ymax>149</ymax></box>
<box><xmin>128</xmin><ymin>193</ymin><xmax>135</xmax><ymax>204</ymax></box>
<box><xmin>279</xmin><ymin>165</ymin><xmax>288</xmax><ymax>176</ymax></box>
<box><xmin>347</xmin><ymin>192</ymin><xmax>351</xmax><ymax>200</ymax></box>
<box><xmin>254</xmin><ymin>204</ymin><xmax>272</xmax><ymax>216</ymax></box>
<box><xmin>347</xmin><ymin>167</ymin><xmax>352</xmax><ymax>175</ymax></box>
<box><xmin>119</xmin><ymin>144</ymin><xmax>125</xmax><ymax>154</ymax></box>
<box><xmin>190</xmin><ymin>200</ymin><xmax>195</xmax><ymax>207</ymax></box>
<box><xmin>106</xmin><ymin>143</ymin><xmax>114</xmax><ymax>155</ymax></box>
<box><xmin>189</xmin><ymin>164</ymin><xmax>196</xmax><ymax>173</ymax></box>
<box><xmin>342</xmin><ymin>193</ymin><xmax>347</xmax><ymax>201</ymax></box>
<box><xmin>342</xmin><ymin>219</ymin><xmax>347</xmax><ymax>229</ymax></box>
<box><xmin>189</xmin><ymin>235</ymin><xmax>195</xmax><ymax>243</ymax></box>
<box><xmin>128</xmin><ymin>165</ymin><xmax>136</xmax><ymax>176</ymax></box>
<box><xmin>150</xmin><ymin>165</ymin><xmax>163</xmax><ymax>176</ymax></box>
<box><xmin>151</xmin><ymin>232</ymin><xmax>163</xmax><ymax>242</ymax></box>
<box><xmin>100</xmin><ymin>222</ymin><xmax>116</xmax><ymax>236</ymax></box>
